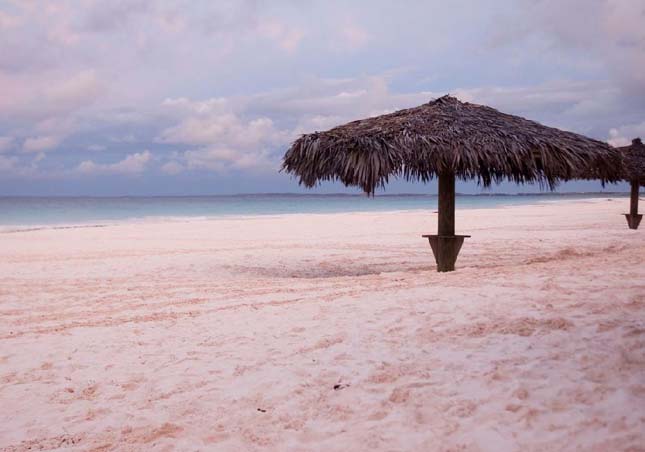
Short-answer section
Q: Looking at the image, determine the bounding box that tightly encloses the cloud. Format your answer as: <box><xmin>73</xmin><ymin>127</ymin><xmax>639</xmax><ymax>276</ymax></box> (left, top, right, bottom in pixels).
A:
<box><xmin>292</xmin><ymin>114</ymin><xmax>345</xmax><ymax>136</ymax></box>
<box><xmin>46</xmin><ymin>70</ymin><xmax>103</xmax><ymax>110</ymax></box>
<box><xmin>258</xmin><ymin>20</ymin><xmax>304</xmax><ymax>53</ymax></box>
<box><xmin>0</xmin><ymin>136</ymin><xmax>14</xmax><ymax>153</ymax></box>
<box><xmin>161</xmin><ymin>160</ymin><xmax>184</xmax><ymax>175</ymax></box>
<box><xmin>260</xmin><ymin>76</ymin><xmax>436</xmax><ymax>120</ymax></box>
<box><xmin>161</xmin><ymin>97</ymin><xmax>229</xmax><ymax>114</ymax></box>
<box><xmin>608</xmin><ymin>121</ymin><xmax>645</xmax><ymax>147</ymax></box>
<box><xmin>159</xmin><ymin>99</ymin><xmax>291</xmax><ymax>171</ymax></box>
<box><xmin>0</xmin><ymin>10</ymin><xmax>20</xmax><ymax>30</ymax></box>
<box><xmin>32</xmin><ymin>152</ymin><xmax>46</xmax><ymax>164</ymax></box>
<box><xmin>0</xmin><ymin>1</ymin><xmax>643</xmax><ymax>194</ymax></box>
<box><xmin>0</xmin><ymin>69</ymin><xmax>104</xmax><ymax>122</ymax></box>
<box><xmin>110</xmin><ymin>134</ymin><xmax>138</xmax><ymax>143</ymax></box>
<box><xmin>0</xmin><ymin>155</ymin><xmax>16</xmax><ymax>171</ymax></box>
<box><xmin>82</xmin><ymin>0</ymin><xmax>152</xmax><ymax>32</ymax></box>
<box><xmin>22</xmin><ymin>136</ymin><xmax>61</xmax><ymax>153</ymax></box>
<box><xmin>160</xmin><ymin>113</ymin><xmax>286</xmax><ymax>148</ymax></box>
<box><xmin>179</xmin><ymin>147</ymin><xmax>275</xmax><ymax>173</ymax></box>
<box><xmin>77</xmin><ymin>150</ymin><xmax>152</xmax><ymax>175</ymax></box>
<box><xmin>495</xmin><ymin>0</ymin><xmax>645</xmax><ymax>101</ymax></box>
<box><xmin>450</xmin><ymin>80</ymin><xmax>625</xmax><ymax>135</ymax></box>
<box><xmin>340</xmin><ymin>23</ymin><xmax>369</xmax><ymax>50</ymax></box>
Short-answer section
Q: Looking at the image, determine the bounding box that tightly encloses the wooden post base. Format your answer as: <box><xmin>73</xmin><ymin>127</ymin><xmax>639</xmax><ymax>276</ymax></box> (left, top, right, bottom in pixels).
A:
<box><xmin>422</xmin><ymin>235</ymin><xmax>470</xmax><ymax>272</ymax></box>
<box><xmin>624</xmin><ymin>214</ymin><xmax>643</xmax><ymax>230</ymax></box>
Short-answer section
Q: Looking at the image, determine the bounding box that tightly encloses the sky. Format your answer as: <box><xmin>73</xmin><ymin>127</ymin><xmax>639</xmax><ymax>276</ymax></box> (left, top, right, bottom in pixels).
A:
<box><xmin>0</xmin><ymin>0</ymin><xmax>644</xmax><ymax>196</ymax></box>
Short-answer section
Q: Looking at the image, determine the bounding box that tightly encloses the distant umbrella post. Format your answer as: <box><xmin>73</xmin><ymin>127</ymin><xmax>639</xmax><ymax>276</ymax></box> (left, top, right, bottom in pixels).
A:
<box><xmin>618</xmin><ymin>138</ymin><xmax>644</xmax><ymax>230</ymax></box>
<box><xmin>282</xmin><ymin>96</ymin><xmax>623</xmax><ymax>272</ymax></box>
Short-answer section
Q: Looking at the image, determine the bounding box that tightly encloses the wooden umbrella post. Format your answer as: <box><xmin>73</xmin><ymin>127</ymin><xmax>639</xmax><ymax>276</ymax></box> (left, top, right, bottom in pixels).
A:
<box><xmin>423</xmin><ymin>171</ymin><xmax>470</xmax><ymax>272</ymax></box>
<box><xmin>438</xmin><ymin>170</ymin><xmax>455</xmax><ymax>236</ymax></box>
<box><xmin>624</xmin><ymin>179</ymin><xmax>642</xmax><ymax>229</ymax></box>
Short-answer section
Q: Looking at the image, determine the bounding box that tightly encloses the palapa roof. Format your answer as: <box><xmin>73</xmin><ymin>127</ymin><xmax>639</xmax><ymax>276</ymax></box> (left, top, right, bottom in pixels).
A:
<box><xmin>282</xmin><ymin>95</ymin><xmax>622</xmax><ymax>194</ymax></box>
<box><xmin>618</xmin><ymin>138</ymin><xmax>645</xmax><ymax>185</ymax></box>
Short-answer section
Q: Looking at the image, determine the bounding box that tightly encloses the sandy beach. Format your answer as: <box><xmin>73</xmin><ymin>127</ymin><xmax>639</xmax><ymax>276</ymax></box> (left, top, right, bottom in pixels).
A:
<box><xmin>1</xmin><ymin>197</ymin><xmax>644</xmax><ymax>451</ymax></box>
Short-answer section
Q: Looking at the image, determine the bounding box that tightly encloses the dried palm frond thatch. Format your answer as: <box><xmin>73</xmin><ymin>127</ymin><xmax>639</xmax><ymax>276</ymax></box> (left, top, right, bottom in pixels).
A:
<box><xmin>618</xmin><ymin>138</ymin><xmax>645</xmax><ymax>186</ymax></box>
<box><xmin>282</xmin><ymin>95</ymin><xmax>622</xmax><ymax>194</ymax></box>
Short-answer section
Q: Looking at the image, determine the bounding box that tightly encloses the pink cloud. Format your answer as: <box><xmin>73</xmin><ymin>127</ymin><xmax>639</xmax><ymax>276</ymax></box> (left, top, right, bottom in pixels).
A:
<box><xmin>77</xmin><ymin>150</ymin><xmax>152</xmax><ymax>175</ymax></box>
<box><xmin>341</xmin><ymin>23</ymin><xmax>369</xmax><ymax>50</ymax></box>
<box><xmin>0</xmin><ymin>136</ymin><xmax>14</xmax><ymax>153</ymax></box>
<box><xmin>258</xmin><ymin>20</ymin><xmax>304</xmax><ymax>53</ymax></box>
<box><xmin>22</xmin><ymin>136</ymin><xmax>61</xmax><ymax>153</ymax></box>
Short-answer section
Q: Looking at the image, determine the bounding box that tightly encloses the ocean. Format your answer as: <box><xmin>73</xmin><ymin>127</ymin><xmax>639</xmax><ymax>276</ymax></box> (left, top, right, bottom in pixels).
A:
<box><xmin>0</xmin><ymin>193</ymin><xmax>628</xmax><ymax>230</ymax></box>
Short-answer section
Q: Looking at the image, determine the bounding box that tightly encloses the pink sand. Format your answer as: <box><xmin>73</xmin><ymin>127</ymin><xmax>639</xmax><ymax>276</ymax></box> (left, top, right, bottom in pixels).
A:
<box><xmin>1</xmin><ymin>198</ymin><xmax>644</xmax><ymax>451</ymax></box>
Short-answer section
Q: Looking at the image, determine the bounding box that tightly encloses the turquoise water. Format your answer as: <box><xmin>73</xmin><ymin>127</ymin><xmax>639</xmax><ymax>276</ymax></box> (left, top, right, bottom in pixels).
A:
<box><xmin>0</xmin><ymin>193</ymin><xmax>628</xmax><ymax>228</ymax></box>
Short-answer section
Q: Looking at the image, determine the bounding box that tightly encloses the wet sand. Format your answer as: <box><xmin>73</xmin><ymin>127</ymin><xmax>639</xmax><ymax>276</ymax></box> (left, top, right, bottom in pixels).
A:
<box><xmin>1</xmin><ymin>198</ymin><xmax>644</xmax><ymax>451</ymax></box>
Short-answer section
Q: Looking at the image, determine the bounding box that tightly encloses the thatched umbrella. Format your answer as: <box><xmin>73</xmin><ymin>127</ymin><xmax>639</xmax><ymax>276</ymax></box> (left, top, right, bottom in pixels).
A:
<box><xmin>282</xmin><ymin>95</ymin><xmax>623</xmax><ymax>271</ymax></box>
<box><xmin>618</xmin><ymin>138</ymin><xmax>645</xmax><ymax>229</ymax></box>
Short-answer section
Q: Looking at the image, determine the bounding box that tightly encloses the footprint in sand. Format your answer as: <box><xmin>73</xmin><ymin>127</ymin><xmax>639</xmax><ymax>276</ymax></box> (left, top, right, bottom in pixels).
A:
<box><xmin>388</xmin><ymin>387</ymin><xmax>410</xmax><ymax>403</ymax></box>
<box><xmin>449</xmin><ymin>399</ymin><xmax>478</xmax><ymax>417</ymax></box>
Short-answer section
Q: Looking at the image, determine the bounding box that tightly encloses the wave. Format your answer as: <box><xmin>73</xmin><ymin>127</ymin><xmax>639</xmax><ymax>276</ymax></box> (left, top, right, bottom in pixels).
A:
<box><xmin>0</xmin><ymin>223</ymin><xmax>110</xmax><ymax>234</ymax></box>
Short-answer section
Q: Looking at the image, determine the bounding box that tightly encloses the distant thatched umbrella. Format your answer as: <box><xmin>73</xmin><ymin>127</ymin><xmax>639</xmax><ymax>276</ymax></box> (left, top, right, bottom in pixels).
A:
<box><xmin>282</xmin><ymin>95</ymin><xmax>623</xmax><ymax>271</ymax></box>
<box><xmin>618</xmin><ymin>138</ymin><xmax>645</xmax><ymax>229</ymax></box>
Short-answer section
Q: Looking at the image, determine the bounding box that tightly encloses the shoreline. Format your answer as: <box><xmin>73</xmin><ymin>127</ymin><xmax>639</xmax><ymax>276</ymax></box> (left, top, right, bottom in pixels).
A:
<box><xmin>0</xmin><ymin>195</ymin><xmax>630</xmax><ymax>233</ymax></box>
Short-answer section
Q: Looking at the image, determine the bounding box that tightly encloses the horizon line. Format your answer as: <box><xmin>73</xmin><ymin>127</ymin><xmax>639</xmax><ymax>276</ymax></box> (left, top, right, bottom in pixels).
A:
<box><xmin>0</xmin><ymin>191</ymin><xmax>634</xmax><ymax>199</ymax></box>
